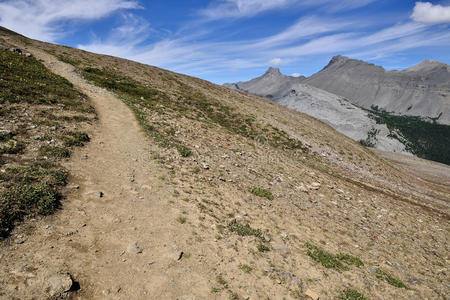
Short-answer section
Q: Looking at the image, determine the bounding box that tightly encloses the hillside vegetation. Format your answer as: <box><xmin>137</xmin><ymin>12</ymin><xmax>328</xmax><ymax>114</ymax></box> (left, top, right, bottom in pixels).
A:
<box><xmin>367</xmin><ymin>106</ymin><xmax>450</xmax><ymax>164</ymax></box>
<box><xmin>0</xmin><ymin>28</ymin><xmax>449</xmax><ymax>300</ymax></box>
<box><xmin>0</xmin><ymin>47</ymin><xmax>94</xmax><ymax>237</ymax></box>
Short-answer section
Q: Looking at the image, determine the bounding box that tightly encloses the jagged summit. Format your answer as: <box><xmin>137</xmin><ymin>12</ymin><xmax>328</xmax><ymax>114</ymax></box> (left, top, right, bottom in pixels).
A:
<box><xmin>263</xmin><ymin>67</ymin><xmax>282</xmax><ymax>76</ymax></box>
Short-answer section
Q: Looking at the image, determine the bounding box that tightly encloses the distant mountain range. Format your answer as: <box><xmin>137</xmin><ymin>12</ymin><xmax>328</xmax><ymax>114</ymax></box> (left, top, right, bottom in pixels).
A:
<box><xmin>224</xmin><ymin>57</ymin><xmax>450</xmax><ymax>164</ymax></box>
<box><xmin>304</xmin><ymin>55</ymin><xmax>450</xmax><ymax>125</ymax></box>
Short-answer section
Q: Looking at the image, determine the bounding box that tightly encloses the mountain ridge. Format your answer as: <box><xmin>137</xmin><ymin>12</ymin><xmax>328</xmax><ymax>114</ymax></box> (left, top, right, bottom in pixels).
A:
<box><xmin>304</xmin><ymin>55</ymin><xmax>450</xmax><ymax>124</ymax></box>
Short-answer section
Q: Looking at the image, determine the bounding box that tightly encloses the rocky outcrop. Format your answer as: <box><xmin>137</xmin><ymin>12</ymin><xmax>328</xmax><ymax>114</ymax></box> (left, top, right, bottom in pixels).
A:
<box><xmin>224</xmin><ymin>68</ymin><xmax>408</xmax><ymax>154</ymax></box>
<box><xmin>304</xmin><ymin>56</ymin><xmax>450</xmax><ymax>124</ymax></box>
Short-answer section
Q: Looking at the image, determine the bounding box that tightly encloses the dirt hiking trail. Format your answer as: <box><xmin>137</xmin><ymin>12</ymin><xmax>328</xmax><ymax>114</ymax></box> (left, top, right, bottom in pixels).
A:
<box><xmin>0</xmin><ymin>48</ymin><xmax>209</xmax><ymax>299</ymax></box>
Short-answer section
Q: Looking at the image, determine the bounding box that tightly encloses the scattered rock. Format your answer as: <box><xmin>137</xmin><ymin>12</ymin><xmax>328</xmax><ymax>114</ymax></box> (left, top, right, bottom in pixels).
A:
<box><xmin>364</xmin><ymin>279</ymin><xmax>376</xmax><ymax>287</ymax></box>
<box><xmin>279</xmin><ymin>271</ymin><xmax>303</xmax><ymax>290</ymax></box>
<box><xmin>127</xmin><ymin>242</ymin><xmax>143</xmax><ymax>254</ymax></box>
<box><xmin>202</xmin><ymin>163</ymin><xmax>210</xmax><ymax>170</ymax></box>
<box><xmin>9</xmin><ymin>48</ymin><xmax>22</xmax><ymax>54</ymax></box>
<box><xmin>273</xmin><ymin>244</ymin><xmax>290</xmax><ymax>255</ymax></box>
<box><xmin>45</xmin><ymin>272</ymin><xmax>76</xmax><ymax>297</ymax></box>
<box><xmin>241</xmin><ymin>210</ymin><xmax>248</xmax><ymax>216</ymax></box>
<box><xmin>176</xmin><ymin>251</ymin><xmax>184</xmax><ymax>261</ymax></box>
<box><xmin>305</xmin><ymin>289</ymin><xmax>319</xmax><ymax>300</ymax></box>
<box><xmin>263</xmin><ymin>235</ymin><xmax>271</xmax><ymax>242</ymax></box>
<box><xmin>309</xmin><ymin>182</ymin><xmax>321</xmax><ymax>190</ymax></box>
<box><xmin>226</xmin><ymin>242</ymin><xmax>236</xmax><ymax>249</ymax></box>
<box><xmin>280</xmin><ymin>232</ymin><xmax>288</xmax><ymax>239</ymax></box>
<box><xmin>407</xmin><ymin>276</ymin><xmax>423</xmax><ymax>285</ymax></box>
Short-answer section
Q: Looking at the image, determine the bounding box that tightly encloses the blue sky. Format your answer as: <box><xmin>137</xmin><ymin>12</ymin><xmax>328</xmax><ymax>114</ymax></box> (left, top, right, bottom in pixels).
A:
<box><xmin>1</xmin><ymin>0</ymin><xmax>449</xmax><ymax>84</ymax></box>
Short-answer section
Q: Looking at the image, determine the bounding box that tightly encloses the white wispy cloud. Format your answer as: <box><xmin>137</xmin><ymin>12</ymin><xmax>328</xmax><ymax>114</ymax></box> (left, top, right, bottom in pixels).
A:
<box><xmin>78</xmin><ymin>12</ymin><xmax>450</xmax><ymax>79</ymax></box>
<box><xmin>0</xmin><ymin>0</ymin><xmax>140</xmax><ymax>41</ymax></box>
<box><xmin>411</xmin><ymin>2</ymin><xmax>450</xmax><ymax>24</ymax></box>
<box><xmin>268</xmin><ymin>58</ymin><xmax>283</xmax><ymax>66</ymax></box>
<box><xmin>198</xmin><ymin>0</ymin><xmax>376</xmax><ymax>19</ymax></box>
<box><xmin>3</xmin><ymin>0</ymin><xmax>447</xmax><ymax>81</ymax></box>
<box><xmin>198</xmin><ymin>0</ymin><xmax>299</xmax><ymax>19</ymax></box>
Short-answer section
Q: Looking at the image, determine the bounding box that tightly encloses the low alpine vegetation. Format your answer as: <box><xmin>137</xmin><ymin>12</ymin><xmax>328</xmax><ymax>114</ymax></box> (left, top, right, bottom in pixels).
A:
<box><xmin>305</xmin><ymin>243</ymin><xmax>363</xmax><ymax>271</ymax></box>
<box><xmin>249</xmin><ymin>187</ymin><xmax>274</xmax><ymax>200</ymax></box>
<box><xmin>227</xmin><ymin>220</ymin><xmax>263</xmax><ymax>239</ymax></box>
<box><xmin>338</xmin><ymin>289</ymin><xmax>368</xmax><ymax>300</ymax></box>
<box><xmin>375</xmin><ymin>269</ymin><xmax>407</xmax><ymax>289</ymax></box>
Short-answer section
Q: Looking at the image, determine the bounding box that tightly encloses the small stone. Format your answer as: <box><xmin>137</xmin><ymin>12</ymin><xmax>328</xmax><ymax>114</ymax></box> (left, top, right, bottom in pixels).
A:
<box><xmin>127</xmin><ymin>242</ymin><xmax>142</xmax><ymax>254</ymax></box>
<box><xmin>305</xmin><ymin>289</ymin><xmax>319</xmax><ymax>299</ymax></box>
<box><xmin>280</xmin><ymin>232</ymin><xmax>288</xmax><ymax>239</ymax></box>
<box><xmin>242</xmin><ymin>210</ymin><xmax>248</xmax><ymax>216</ymax></box>
<box><xmin>263</xmin><ymin>235</ymin><xmax>271</xmax><ymax>242</ymax></box>
<box><xmin>273</xmin><ymin>244</ymin><xmax>290</xmax><ymax>255</ymax></box>
<box><xmin>148</xmin><ymin>260</ymin><xmax>155</xmax><ymax>265</ymax></box>
<box><xmin>364</xmin><ymin>279</ymin><xmax>375</xmax><ymax>287</ymax></box>
<box><xmin>202</xmin><ymin>163</ymin><xmax>210</xmax><ymax>170</ymax></box>
<box><xmin>113</xmin><ymin>285</ymin><xmax>121</xmax><ymax>293</ymax></box>
<box><xmin>309</xmin><ymin>182</ymin><xmax>321</xmax><ymax>190</ymax></box>
<box><xmin>15</xmin><ymin>239</ymin><xmax>24</xmax><ymax>244</ymax></box>
<box><xmin>226</xmin><ymin>242</ymin><xmax>236</xmax><ymax>249</ymax></box>
<box><xmin>46</xmin><ymin>272</ymin><xmax>74</xmax><ymax>297</ymax></box>
<box><xmin>176</xmin><ymin>251</ymin><xmax>184</xmax><ymax>261</ymax></box>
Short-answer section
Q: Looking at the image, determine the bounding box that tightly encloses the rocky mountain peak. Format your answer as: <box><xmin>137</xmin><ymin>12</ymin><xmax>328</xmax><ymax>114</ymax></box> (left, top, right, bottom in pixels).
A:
<box><xmin>405</xmin><ymin>59</ymin><xmax>449</xmax><ymax>72</ymax></box>
<box><xmin>322</xmin><ymin>55</ymin><xmax>351</xmax><ymax>70</ymax></box>
<box><xmin>264</xmin><ymin>67</ymin><xmax>282</xmax><ymax>76</ymax></box>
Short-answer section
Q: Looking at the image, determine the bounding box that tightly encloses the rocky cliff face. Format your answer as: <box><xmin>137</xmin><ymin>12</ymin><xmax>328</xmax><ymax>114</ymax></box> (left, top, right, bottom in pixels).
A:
<box><xmin>225</xmin><ymin>68</ymin><xmax>408</xmax><ymax>154</ymax></box>
<box><xmin>304</xmin><ymin>56</ymin><xmax>450</xmax><ymax>124</ymax></box>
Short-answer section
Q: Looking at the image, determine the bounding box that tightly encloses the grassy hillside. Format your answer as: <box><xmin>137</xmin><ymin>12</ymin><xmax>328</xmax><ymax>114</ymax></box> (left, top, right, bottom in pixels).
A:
<box><xmin>0</xmin><ymin>47</ymin><xmax>94</xmax><ymax>237</ymax></box>
<box><xmin>0</xmin><ymin>27</ymin><xmax>449</xmax><ymax>300</ymax></box>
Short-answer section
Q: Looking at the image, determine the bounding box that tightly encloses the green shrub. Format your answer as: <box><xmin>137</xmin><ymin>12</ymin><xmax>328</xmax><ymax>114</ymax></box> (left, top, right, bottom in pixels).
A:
<box><xmin>249</xmin><ymin>187</ymin><xmax>274</xmax><ymax>200</ymax></box>
<box><xmin>227</xmin><ymin>220</ymin><xmax>262</xmax><ymax>238</ymax></box>
<box><xmin>376</xmin><ymin>269</ymin><xmax>407</xmax><ymax>288</ymax></box>
<box><xmin>305</xmin><ymin>243</ymin><xmax>364</xmax><ymax>271</ymax></box>
<box><xmin>257</xmin><ymin>243</ymin><xmax>270</xmax><ymax>252</ymax></box>
<box><xmin>0</xmin><ymin>165</ymin><xmax>66</xmax><ymax>237</ymax></box>
<box><xmin>176</xmin><ymin>145</ymin><xmax>192</xmax><ymax>157</ymax></box>
<box><xmin>0</xmin><ymin>140</ymin><xmax>26</xmax><ymax>154</ymax></box>
<box><xmin>39</xmin><ymin>146</ymin><xmax>71</xmax><ymax>158</ymax></box>
<box><xmin>338</xmin><ymin>289</ymin><xmax>368</xmax><ymax>300</ymax></box>
<box><xmin>238</xmin><ymin>264</ymin><xmax>253</xmax><ymax>273</ymax></box>
<box><xmin>61</xmin><ymin>131</ymin><xmax>90</xmax><ymax>147</ymax></box>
